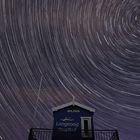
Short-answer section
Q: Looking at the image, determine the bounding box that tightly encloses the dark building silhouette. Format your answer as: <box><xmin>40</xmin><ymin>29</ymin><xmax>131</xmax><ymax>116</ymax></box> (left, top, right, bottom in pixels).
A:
<box><xmin>52</xmin><ymin>101</ymin><xmax>95</xmax><ymax>140</ymax></box>
<box><xmin>28</xmin><ymin>101</ymin><xmax>119</xmax><ymax>140</ymax></box>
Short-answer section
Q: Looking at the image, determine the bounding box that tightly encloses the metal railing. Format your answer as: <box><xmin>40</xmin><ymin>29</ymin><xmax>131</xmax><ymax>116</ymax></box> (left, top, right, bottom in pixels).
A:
<box><xmin>28</xmin><ymin>128</ymin><xmax>119</xmax><ymax>140</ymax></box>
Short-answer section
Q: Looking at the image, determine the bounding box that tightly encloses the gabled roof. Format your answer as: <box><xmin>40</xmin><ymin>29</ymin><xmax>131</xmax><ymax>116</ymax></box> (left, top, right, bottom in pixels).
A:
<box><xmin>52</xmin><ymin>101</ymin><xmax>95</xmax><ymax>112</ymax></box>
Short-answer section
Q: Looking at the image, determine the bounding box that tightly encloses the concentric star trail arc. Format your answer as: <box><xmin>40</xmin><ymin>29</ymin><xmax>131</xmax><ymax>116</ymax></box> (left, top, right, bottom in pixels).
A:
<box><xmin>0</xmin><ymin>0</ymin><xmax>140</xmax><ymax>140</ymax></box>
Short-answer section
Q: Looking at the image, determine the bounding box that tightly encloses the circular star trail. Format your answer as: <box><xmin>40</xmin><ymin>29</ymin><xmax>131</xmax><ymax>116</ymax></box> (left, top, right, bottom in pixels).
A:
<box><xmin>0</xmin><ymin>0</ymin><xmax>140</xmax><ymax>140</ymax></box>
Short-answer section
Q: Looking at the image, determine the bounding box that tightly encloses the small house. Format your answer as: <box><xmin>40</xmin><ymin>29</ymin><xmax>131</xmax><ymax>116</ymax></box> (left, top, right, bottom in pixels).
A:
<box><xmin>28</xmin><ymin>101</ymin><xmax>120</xmax><ymax>140</ymax></box>
<box><xmin>52</xmin><ymin>101</ymin><xmax>95</xmax><ymax>140</ymax></box>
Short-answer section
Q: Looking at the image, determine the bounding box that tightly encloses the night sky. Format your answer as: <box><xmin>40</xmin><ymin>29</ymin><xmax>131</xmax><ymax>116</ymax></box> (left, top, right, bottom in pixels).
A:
<box><xmin>0</xmin><ymin>0</ymin><xmax>140</xmax><ymax>140</ymax></box>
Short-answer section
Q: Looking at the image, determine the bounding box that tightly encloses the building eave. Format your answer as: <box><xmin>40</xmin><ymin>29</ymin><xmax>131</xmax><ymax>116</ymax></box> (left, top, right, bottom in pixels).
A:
<box><xmin>52</xmin><ymin>101</ymin><xmax>95</xmax><ymax>112</ymax></box>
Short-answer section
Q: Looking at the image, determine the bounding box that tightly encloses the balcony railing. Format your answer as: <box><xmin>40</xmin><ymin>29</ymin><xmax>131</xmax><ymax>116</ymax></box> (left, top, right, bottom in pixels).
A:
<box><xmin>28</xmin><ymin>128</ymin><xmax>119</xmax><ymax>140</ymax></box>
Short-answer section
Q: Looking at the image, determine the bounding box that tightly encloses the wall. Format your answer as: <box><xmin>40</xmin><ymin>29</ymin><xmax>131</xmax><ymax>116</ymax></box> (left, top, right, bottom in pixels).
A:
<box><xmin>52</xmin><ymin>105</ymin><xmax>94</xmax><ymax>140</ymax></box>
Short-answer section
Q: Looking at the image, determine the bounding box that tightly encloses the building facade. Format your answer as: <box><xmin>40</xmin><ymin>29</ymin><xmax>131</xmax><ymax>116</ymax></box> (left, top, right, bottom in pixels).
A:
<box><xmin>52</xmin><ymin>101</ymin><xmax>95</xmax><ymax>140</ymax></box>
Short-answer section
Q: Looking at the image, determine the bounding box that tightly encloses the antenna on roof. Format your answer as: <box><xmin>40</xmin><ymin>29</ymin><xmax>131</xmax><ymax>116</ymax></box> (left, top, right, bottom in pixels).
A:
<box><xmin>33</xmin><ymin>75</ymin><xmax>43</xmax><ymax>121</ymax></box>
<box><xmin>71</xmin><ymin>93</ymin><xmax>75</xmax><ymax>105</ymax></box>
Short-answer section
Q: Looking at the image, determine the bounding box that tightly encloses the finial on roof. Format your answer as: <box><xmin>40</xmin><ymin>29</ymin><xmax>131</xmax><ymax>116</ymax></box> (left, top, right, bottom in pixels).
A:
<box><xmin>72</xmin><ymin>95</ymin><xmax>75</xmax><ymax>105</ymax></box>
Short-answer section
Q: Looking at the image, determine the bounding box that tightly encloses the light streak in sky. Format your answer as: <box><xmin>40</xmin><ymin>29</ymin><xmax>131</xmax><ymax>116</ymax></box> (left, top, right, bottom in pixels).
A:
<box><xmin>0</xmin><ymin>0</ymin><xmax>140</xmax><ymax>140</ymax></box>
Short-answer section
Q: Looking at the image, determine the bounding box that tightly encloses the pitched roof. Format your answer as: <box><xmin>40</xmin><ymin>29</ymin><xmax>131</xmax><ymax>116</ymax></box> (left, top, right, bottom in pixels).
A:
<box><xmin>52</xmin><ymin>101</ymin><xmax>95</xmax><ymax>112</ymax></box>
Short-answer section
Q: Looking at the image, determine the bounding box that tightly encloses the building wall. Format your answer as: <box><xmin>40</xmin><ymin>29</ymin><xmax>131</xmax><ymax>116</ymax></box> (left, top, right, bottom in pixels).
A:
<box><xmin>52</xmin><ymin>105</ymin><xmax>94</xmax><ymax>140</ymax></box>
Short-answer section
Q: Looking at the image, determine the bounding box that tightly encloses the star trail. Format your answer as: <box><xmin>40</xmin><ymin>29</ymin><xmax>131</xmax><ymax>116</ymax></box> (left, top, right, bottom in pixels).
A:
<box><xmin>0</xmin><ymin>0</ymin><xmax>140</xmax><ymax>140</ymax></box>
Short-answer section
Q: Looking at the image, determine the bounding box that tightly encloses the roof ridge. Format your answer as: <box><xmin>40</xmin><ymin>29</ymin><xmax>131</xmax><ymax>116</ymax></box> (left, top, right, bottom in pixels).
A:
<box><xmin>52</xmin><ymin>101</ymin><xmax>95</xmax><ymax>112</ymax></box>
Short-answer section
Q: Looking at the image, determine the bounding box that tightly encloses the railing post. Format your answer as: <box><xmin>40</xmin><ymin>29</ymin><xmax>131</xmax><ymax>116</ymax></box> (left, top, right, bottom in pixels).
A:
<box><xmin>116</xmin><ymin>130</ymin><xmax>120</xmax><ymax>140</ymax></box>
<box><xmin>28</xmin><ymin>128</ymin><xmax>33</xmax><ymax>140</ymax></box>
